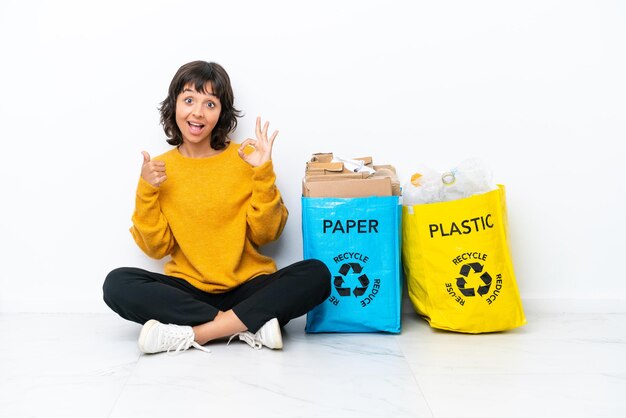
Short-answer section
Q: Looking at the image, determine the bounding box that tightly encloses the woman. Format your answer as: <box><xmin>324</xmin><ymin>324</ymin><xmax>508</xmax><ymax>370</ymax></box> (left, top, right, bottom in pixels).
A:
<box><xmin>103</xmin><ymin>61</ymin><xmax>330</xmax><ymax>354</ymax></box>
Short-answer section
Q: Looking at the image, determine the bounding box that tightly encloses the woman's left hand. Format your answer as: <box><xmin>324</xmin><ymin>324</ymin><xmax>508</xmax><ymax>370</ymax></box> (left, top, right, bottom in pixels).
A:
<box><xmin>238</xmin><ymin>116</ymin><xmax>279</xmax><ymax>167</ymax></box>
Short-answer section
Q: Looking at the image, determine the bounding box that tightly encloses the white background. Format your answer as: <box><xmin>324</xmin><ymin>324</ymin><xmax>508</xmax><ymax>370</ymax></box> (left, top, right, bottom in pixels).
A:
<box><xmin>0</xmin><ymin>0</ymin><xmax>624</xmax><ymax>312</ymax></box>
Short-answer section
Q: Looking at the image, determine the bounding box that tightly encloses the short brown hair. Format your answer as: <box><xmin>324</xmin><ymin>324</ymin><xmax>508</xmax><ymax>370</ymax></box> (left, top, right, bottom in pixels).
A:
<box><xmin>159</xmin><ymin>61</ymin><xmax>242</xmax><ymax>149</ymax></box>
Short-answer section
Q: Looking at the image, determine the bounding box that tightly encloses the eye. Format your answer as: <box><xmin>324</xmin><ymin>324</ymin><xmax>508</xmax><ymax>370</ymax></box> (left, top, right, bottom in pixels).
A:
<box><xmin>207</xmin><ymin>102</ymin><xmax>215</xmax><ymax>108</ymax></box>
<box><xmin>184</xmin><ymin>97</ymin><xmax>193</xmax><ymax>104</ymax></box>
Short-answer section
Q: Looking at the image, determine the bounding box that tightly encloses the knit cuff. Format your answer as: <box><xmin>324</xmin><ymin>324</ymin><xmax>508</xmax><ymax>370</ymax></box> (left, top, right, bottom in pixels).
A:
<box><xmin>251</xmin><ymin>160</ymin><xmax>275</xmax><ymax>181</ymax></box>
<box><xmin>136</xmin><ymin>176</ymin><xmax>160</xmax><ymax>197</ymax></box>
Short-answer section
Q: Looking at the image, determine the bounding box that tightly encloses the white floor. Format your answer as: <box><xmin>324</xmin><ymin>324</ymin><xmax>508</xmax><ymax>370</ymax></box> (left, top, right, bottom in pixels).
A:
<box><xmin>1</xmin><ymin>301</ymin><xmax>625</xmax><ymax>418</ymax></box>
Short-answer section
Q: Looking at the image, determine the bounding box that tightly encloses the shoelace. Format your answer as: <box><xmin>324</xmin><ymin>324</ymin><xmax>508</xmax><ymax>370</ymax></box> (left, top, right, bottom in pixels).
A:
<box><xmin>189</xmin><ymin>341</ymin><xmax>211</xmax><ymax>354</ymax></box>
<box><xmin>227</xmin><ymin>331</ymin><xmax>262</xmax><ymax>350</ymax></box>
<box><xmin>161</xmin><ymin>328</ymin><xmax>211</xmax><ymax>355</ymax></box>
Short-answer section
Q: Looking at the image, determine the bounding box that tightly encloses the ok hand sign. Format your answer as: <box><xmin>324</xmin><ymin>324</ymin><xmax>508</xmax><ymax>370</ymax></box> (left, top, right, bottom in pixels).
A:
<box><xmin>238</xmin><ymin>116</ymin><xmax>279</xmax><ymax>167</ymax></box>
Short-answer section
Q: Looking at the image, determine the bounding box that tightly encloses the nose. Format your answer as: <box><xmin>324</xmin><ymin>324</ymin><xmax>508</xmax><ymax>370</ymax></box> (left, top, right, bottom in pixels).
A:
<box><xmin>192</xmin><ymin>103</ymin><xmax>204</xmax><ymax>118</ymax></box>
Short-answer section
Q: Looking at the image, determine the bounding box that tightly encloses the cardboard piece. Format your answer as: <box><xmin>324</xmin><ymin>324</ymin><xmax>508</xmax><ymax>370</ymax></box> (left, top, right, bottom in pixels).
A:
<box><xmin>306</xmin><ymin>162</ymin><xmax>344</xmax><ymax>172</ymax></box>
<box><xmin>310</xmin><ymin>153</ymin><xmax>333</xmax><ymax>163</ymax></box>
<box><xmin>306</xmin><ymin>172</ymin><xmax>371</xmax><ymax>182</ymax></box>
<box><xmin>354</xmin><ymin>156</ymin><xmax>373</xmax><ymax>166</ymax></box>
<box><xmin>305</xmin><ymin>162</ymin><xmax>345</xmax><ymax>176</ymax></box>
<box><xmin>302</xmin><ymin>177</ymin><xmax>392</xmax><ymax>198</ymax></box>
<box><xmin>303</xmin><ymin>152</ymin><xmax>400</xmax><ymax>198</ymax></box>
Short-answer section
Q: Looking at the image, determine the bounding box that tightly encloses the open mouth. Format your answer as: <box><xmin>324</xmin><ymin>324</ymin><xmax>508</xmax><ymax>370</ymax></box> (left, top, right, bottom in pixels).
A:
<box><xmin>188</xmin><ymin>121</ymin><xmax>205</xmax><ymax>134</ymax></box>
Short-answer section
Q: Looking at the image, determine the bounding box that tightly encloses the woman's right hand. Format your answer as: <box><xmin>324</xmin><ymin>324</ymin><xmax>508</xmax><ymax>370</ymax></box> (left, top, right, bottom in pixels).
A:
<box><xmin>141</xmin><ymin>151</ymin><xmax>167</xmax><ymax>187</ymax></box>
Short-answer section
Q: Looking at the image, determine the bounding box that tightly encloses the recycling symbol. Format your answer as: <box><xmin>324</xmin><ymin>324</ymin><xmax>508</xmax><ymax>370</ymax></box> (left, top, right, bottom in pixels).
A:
<box><xmin>456</xmin><ymin>262</ymin><xmax>492</xmax><ymax>297</ymax></box>
<box><xmin>334</xmin><ymin>262</ymin><xmax>370</xmax><ymax>297</ymax></box>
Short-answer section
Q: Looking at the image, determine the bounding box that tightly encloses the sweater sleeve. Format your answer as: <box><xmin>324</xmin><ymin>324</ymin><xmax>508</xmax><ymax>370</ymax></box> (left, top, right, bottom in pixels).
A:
<box><xmin>130</xmin><ymin>177</ymin><xmax>176</xmax><ymax>259</ymax></box>
<box><xmin>246</xmin><ymin>160</ymin><xmax>289</xmax><ymax>246</ymax></box>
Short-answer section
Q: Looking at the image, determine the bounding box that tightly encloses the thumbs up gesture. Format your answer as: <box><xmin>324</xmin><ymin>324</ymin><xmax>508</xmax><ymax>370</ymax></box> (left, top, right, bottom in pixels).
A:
<box><xmin>141</xmin><ymin>151</ymin><xmax>167</xmax><ymax>187</ymax></box>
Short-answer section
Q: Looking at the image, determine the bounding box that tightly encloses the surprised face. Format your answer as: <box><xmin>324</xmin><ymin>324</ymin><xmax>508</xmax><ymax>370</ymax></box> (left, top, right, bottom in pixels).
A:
<box><xmin>175</xmin><ymin>82</ymin><xmax>222</xmax><ymax>147</ymax></box>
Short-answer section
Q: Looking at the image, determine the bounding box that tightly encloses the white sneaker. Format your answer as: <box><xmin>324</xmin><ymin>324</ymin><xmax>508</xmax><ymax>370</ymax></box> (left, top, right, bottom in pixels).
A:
<box><xmin>228</xmin><ymin>318</ymin><xmax>283</xmax><ymax>350</ymax></box>
<box><xmin>138</xmin><ymin>319</ymin><xmax>210</xmax><ymax>355</ymax></box>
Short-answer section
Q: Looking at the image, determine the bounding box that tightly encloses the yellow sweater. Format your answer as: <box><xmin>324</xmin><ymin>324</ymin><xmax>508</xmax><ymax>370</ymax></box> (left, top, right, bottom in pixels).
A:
<box><xmin>130</xmin><ymin>143</ymin><xmax>288</xmax><ymax>293</ymax></box>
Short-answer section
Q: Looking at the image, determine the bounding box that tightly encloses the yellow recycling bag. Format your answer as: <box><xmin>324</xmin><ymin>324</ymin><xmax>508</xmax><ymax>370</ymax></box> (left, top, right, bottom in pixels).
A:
<box><xmin>402</xmin><ymin>185</ymin><xmax>526</xmax><ymax>333</ymax></box>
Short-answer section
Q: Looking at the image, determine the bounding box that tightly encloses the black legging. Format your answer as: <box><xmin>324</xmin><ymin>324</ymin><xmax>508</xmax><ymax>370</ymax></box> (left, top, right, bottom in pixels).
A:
<box><xmin>103</xmin><ymin>259</ymin><xmax>331</xmax><ymax>333</ymax></box>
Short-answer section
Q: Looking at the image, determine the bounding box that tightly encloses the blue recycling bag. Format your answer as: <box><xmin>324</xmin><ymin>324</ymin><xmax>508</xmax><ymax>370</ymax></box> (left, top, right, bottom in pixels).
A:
<box><xmin>302</xmin><ymin>196</ymin><xmax>402</xmax><ymax>333</ymax></box>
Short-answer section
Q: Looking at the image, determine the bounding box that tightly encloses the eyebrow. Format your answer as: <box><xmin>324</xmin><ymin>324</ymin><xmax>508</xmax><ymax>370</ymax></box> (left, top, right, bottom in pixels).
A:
<box><xmin>182</xmin><ymin>87</ymin><xmax>217</xmax><ymax>98</ymax></box>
